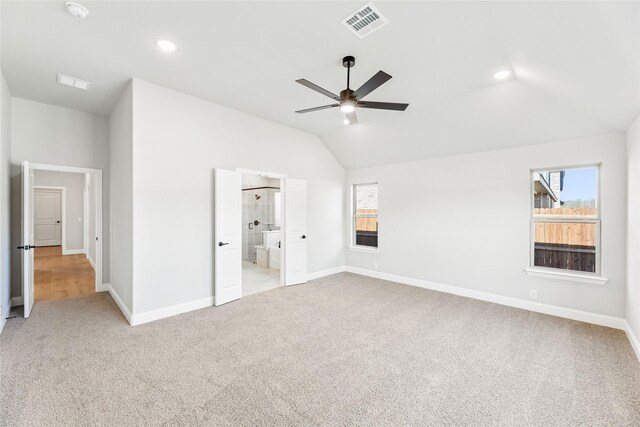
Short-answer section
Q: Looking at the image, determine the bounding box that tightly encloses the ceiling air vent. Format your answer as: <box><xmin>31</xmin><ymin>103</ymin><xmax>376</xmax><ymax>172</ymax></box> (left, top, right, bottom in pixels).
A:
<box><xmin>341</xmin><ymin>2</ymin><xmax>389</xmax><ymax>39</ymax></box>
<box><xmin>57</xmin><ymin>73</ymin><xmax>91</xmax><ymax>91</ymax></box>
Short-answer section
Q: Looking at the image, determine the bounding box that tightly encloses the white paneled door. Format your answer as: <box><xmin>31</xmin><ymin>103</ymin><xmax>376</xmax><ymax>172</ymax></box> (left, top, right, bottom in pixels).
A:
<box><xmin>214</xmin><ymin>169</ymin><xmax>242</xmax><ymax>306</ymax></box>
<box><xmin>20</xmin><ymin>161</ymin><xmax>35</xmax><ymax>318</ymax></box>
<box><xmin>285</xmin><ymin>179</ymin><xmax>307</xmax><ymax>286</ymax></box>
<box><xmin>34</xmin><ymin>189</ymin><xmax>62</xmax><ymax>247</ymax></box>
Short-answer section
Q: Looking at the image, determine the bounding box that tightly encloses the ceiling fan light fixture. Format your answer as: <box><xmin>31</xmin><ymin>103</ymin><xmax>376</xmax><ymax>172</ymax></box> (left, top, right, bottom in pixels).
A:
<box><xmin>339</xmin><ymin>100</ymin><xmax>356</xmax><ymax>113</ymax></box>
<box><xmin>343</xmin><ymin>118</ymin><xmax>350</xmax><ymax>125</ymax></box>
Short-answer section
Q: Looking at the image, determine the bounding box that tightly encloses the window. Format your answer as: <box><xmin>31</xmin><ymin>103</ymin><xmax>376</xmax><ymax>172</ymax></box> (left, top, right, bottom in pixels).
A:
<box><xmin>353</xmin><ymin>183</ymin><xmax>378</xmax><ymax>249</ymax></box>
<box><xmin>531</xmin><ymin>166</ymin><xmax>599</xmax><ymax>275</ymax></box>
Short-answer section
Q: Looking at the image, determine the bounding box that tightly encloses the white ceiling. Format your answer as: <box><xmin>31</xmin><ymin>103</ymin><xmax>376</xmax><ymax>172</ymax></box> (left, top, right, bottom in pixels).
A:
<box><xmin>2</xmin><ymin>1</ymin><xmax>639</xmax><ymax>169</ymax></box>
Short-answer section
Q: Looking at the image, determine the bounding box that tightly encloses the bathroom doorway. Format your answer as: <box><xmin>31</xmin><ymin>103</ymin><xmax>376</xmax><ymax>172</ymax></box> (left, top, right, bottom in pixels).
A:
<box><xmin>241</xmin><ymin>172</ymin><xmax>283</xmax><ymax>296</ymax></box>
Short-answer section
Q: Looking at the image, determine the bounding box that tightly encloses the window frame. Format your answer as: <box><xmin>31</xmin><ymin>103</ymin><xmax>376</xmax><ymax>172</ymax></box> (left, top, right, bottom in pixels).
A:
<box><xmin>351</xmin><ymin>182</ymin><xmax>379</xmax><ymax>251</ymax></box>
<box><xmin>528</xmin><ymin>164</ymin><xmax>603</xmax><ymax>280</ymax></box>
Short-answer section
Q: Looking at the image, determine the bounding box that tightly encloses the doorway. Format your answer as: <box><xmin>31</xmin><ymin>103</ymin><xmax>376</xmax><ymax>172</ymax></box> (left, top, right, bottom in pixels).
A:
<box><xmin>214</xmin><ymin>168</ymin><xmax>308</xmax><ymax>306</ymax></box>
<box><xmin>20</xmin><ymin>162</ymin><xmax>103</xmax><ymax>317</ymax></box>
<box><xmin>241</xmin><ymin>174</ymin><xmax>283</xmax><ymax>296</ymax></box>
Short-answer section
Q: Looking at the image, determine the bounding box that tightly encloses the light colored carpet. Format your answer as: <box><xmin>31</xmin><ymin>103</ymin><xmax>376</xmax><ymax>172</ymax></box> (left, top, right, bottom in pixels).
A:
<box><xmin>1</xmin><ymin>272</ymin><xmax>639</xmax><ymax>426</ymax></box>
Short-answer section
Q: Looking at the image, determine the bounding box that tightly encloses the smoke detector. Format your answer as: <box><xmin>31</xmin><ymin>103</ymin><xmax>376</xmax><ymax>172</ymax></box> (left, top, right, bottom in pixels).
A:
<box><xmin>65</xmin><ymin>2</ymin><xmax>89</xmax><ymax>19</ymax></box>
<box><xmin>341</xmin><ymin>3</ymin><xmax>389</xmax><ymax>39</ymax></box>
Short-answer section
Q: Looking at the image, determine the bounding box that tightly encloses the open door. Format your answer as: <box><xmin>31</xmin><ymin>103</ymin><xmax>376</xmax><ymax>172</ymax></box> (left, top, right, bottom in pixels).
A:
<box><xmin>284</xmin><ymin>178</ymin><xmax>307</xmax><ymax>286</ymax></box>
<box><xmin>20</xmin><ymin>161</ymin><xmax>35</xmax><ymax>317</ymax></box>
<box><xmin>214</xmin><ymin>169</ymin><xmax>242</xmax><ymax>306</ymax></box>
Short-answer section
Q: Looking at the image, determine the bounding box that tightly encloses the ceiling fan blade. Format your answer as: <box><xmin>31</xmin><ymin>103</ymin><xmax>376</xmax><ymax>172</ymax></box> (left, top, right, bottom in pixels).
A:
<box><xmin>353</xmin><ymin>71</ymin><xmax>392</xmax><ymax>100</ymax></box>
<box><xmin>345</xmin><ymin>110</ymin><xmax>358</xmax><ymax>124</ymax></box>
<box><xmin>357</xmin><ymin>101</ymin><xmax>409</xmax><ymax>111</ymax></box>
<box><xmin>296</xmin><ymin>79</ymin><xmax>341</xmax><ymax>101</ymax></box>
<box><xmin>295</xmin><ymin>104</ymin><xmax>339</xmax><ymax>114</ymax></box>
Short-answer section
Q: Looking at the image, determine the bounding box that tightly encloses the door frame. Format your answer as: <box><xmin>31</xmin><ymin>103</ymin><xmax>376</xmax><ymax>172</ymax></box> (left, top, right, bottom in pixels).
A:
<box><xmin>33</xmin><ymin>186</ymin><xmax>66</xmax><ymax>250</ymax></box>
<box><xmin>29</xmin><ymin>163</ymin><xmax>103</xmax><ymax>292</ymax></box>
<box><xmin>236</xmin><ymin>168</ymin><xmax>287</xmax><ymax>288</ymax></box>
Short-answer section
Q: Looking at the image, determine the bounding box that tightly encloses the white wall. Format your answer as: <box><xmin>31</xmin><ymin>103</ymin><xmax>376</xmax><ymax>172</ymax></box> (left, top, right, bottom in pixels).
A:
<box><xmin>0</xmin><ymin>70</ymin><xmax>12</xmax><ymax>325</ymax></box>
<box><xmin>131</xmin><ymin>79</ymin><xmax>345</xmax><ymax>315</ymax></box>
<box><xmin>346</xmin><ymin>133</ymin><xmax>627</xmax><ymax>318</ymax></box>
<box><xmin>10</xmin><ymin>98</ymin><xmax>109</xmax><ymax>298</ymax></box>
<box><xmin>34</xmin><ymin>170</ymin><xmax>85</xmax><ymax>252</ymax></box>
<box><xmin>108</xmin><ymin>82</ymin><xmax>133</xmax><ymax>313</ymax></box>
<box><xmin>627</xmin><ymin>115</ymin><xmax>640</xmax><ymax>341</ymax></box>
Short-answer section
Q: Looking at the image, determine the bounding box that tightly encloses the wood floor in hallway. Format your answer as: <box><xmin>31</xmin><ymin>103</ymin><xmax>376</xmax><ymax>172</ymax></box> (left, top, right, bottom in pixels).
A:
<box><xmin>34</xmin><ymin>246</ymin><xmax>95</xmax><ymax>301</ymax></box>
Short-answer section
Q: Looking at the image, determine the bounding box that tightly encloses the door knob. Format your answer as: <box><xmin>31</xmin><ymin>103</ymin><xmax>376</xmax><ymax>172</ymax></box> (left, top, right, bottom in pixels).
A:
<box><xmin>301</xmin><ymin>235</ymin><xmax>307</xmax><ymax>239</ymax></box>
<box><xmin>218</xmin><ymin>242</ymin><xmax>229</xmax><ymax>247</ymax></box>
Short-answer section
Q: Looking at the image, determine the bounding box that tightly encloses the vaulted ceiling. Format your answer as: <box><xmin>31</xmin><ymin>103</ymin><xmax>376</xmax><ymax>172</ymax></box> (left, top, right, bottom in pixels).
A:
<box><xmin>2</xmin><ymin>1</ymin><xmax>639</xmax><ymax>169</ymax></box>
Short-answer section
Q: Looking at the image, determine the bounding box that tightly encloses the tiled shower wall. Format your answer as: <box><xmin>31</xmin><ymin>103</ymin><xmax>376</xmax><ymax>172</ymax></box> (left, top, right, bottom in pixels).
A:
<box><xmin>242</xmin><ymin>188</ymin><xmax>280</xmax><ymax>262</ymax></box>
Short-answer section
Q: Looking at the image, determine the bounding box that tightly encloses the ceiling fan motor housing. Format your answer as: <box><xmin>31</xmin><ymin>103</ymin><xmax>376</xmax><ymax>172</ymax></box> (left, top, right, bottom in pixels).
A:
<box><xmin>340</xmin><ymin>89</ymin><xmax>356</xmax><ymax>101</ymax></box>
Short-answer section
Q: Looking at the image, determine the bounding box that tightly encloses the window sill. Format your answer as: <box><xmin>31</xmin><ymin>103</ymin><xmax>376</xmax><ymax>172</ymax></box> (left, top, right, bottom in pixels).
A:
<box><xmin>524</xmin><ymin>268</ymin><xmax>608</xmax><ymax>285</ymax></box>
<box><xmin>348</xmin><ymin>246</ymin><xmax>379</xmax><ymax>254</ymax></box>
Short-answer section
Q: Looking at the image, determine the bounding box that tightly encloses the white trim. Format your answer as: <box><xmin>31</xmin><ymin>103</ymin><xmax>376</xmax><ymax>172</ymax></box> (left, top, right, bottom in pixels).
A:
<box><xmin>131</xmin><ymin>296</ymin><xmax>214</xmax><ymax>326</ymax></box>
<box><xmin>96</xmin><ymin>281</ymin><xmax>108</xmax><ymax>292</ymax></box>
<box><xmin>345</xmin><ymin>267</ymin><xmax>626</xmax><ymax>330</ymax></box>
<box><xmin>625</xmin><ymin>322</ymin><xmax>640</xmax><ymax>363</ymax></box>
<box><xmin>524</xmin><ymin>267</ymin><xmax>608</xmax><ymax>285</ymax></box>
<box><xmin>30</xmin><ymin>163</ymin><xmax>102</xmax><ymax>175</ymax></box>
<box><xmin>235</xmin><ymin>168</ymin><xmax>287</xmax><ymax>179</ymax></box>
<box><xmin>108</xmin><ymin>284</ymin><xmax>132</xmax><ymax>324</ymax></box>
<box><xmin>88</xmin><ymin>256</ymin><xmax>96</xmax><ymax>271</ymax></box>
<box><xmin>11</xmin><ymin>296</ymin><xmax>23</xmax><ymax>307</ymax></box>
<box><xmin>306</xmin><ymin>266</ymin><xmax>346</xmax><ymax>281</ymax></box>
<box><xmin>62</xmin><ymin>248</ymin><xmax>86</xmax><ymax>256</ymax></box>
<box><xmin>348</xmin><ymin>245</ymin><xmax>379</xmax><ymax>254</ymax></box>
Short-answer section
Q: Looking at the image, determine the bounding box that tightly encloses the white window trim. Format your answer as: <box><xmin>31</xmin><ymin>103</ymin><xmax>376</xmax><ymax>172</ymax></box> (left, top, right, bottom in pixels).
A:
<box><xmin>351</xmin><ymin>182</ymin><xmax>379</xmax><ymax>251</ymax></box>
<box><xmin>524</xmin><ymin>267</ymin><xmax>608</xmax><ymax>285</ymax></box>
<box><xmin>528</xmin><ymin>164</ymin><xmax>607</xmax><ymax>284</ymax></box>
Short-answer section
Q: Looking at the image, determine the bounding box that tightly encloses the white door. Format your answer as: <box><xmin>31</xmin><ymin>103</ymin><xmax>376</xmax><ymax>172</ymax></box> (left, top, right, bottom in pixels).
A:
<box><xmin>21</xmin><ymin>161</ymin><xmax>35</xmax><ymax>318</ymax></box>
<box><xmin>34</xmin><ymin>189</ymin><xmax>62</xmax><ymax>247</ymax></box>
<box><xmin>284</xmin><ymin>179</ymin><xmax>307</xmax><ymax>286</ymax></box>
<box><xmin>214</xmin><ymin>169</ymin><xmax>242</xmax><ymax>306</ymax></box>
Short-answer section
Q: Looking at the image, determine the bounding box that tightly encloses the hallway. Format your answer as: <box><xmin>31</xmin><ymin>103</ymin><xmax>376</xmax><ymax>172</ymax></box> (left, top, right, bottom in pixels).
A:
<box><xmin>34</xmin><ymin>246</ymin><xmax>95</xmax><ymax>301</ymax></box>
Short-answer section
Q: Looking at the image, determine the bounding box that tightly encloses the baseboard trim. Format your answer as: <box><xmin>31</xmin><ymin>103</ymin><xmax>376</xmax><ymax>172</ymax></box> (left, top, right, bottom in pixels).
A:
<box><xmin>307</xmin><ymin>265</ymin><xmax>346</xmax><ymax>281</ymax></box>
<box><xmin>96</xmin><ymin>282</ymin><xmax>108</xmax><ymax>292</ymax></box>
<box><xmin>345</xmin><ymin>267</ymin><xmax>626</xmax><ymax>330</ymax></box>
<box><xmin>131</xmin><ymin>296</ymin><xmax>214</xmax><ymax>326</ymax></box>
<box><xmin>88</xmin><ymin>257</ymin><xmax>96</xmax><ymax>271</ymax></box>
<box><xmin>62</xmin><ymin>248</ymin><xmax>86</xmax><ymax>256</ymax></box>
<box><xmin>11</xmin><ymin>296</ymin><xmax>23</xmax><ymax>307</ymax></box>
<box><xmin>107</xmin><ymin>284</ymin><xmax>132</xmax><ymax>325</ymax></box>
<box><xmin>625</xmin><ymin>322</ymin><xmax>640</xmax><ymax>363</ymax></box>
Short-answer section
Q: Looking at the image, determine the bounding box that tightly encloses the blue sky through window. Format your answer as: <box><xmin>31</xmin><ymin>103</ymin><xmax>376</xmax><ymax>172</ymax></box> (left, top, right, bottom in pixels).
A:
<box><xmin>560</xmin><ymin>168</ymin><xmax>596</xmax><ymax>202</ymax></box>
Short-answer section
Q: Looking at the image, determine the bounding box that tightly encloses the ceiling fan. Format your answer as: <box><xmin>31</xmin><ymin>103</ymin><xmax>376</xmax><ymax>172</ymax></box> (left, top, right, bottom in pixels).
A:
<box><xmin>295</xmin><ymin>56</ymin><xmax>409</xmax><ymax>124</ymax></box>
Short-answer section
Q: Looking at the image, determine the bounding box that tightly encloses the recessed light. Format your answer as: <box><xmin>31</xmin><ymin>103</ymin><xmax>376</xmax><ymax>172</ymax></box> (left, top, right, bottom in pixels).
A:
<box><xmin>493</xmin><ymin>70</ymin><xmax>512</xmax><ymax>81</ymax></box>
<box><xmin>155</xmin><ymin>39</ymin><xmax>178</xmax><ymax>53</ymax></box>
<box><xmin>65</xmin><ymin>2</ymin><xmax>89</xmax><ymax>19</ymax></box>
<box><xmin>57</xmin><ymin>73</ymin><xmax>91</xmax><ymax>91</ymax></box>
<box><xmin>343</xmin><ymin>119</ymin><xmax>350</xmax><ymax>125</ymax></box>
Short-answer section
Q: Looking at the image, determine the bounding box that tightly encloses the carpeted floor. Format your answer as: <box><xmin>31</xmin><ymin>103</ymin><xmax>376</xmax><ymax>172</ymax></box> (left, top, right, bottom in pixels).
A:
<box><xmin>1</xmin><ymin>272</ymin><xmax>639</xmax><ymax>426</ymax></box>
